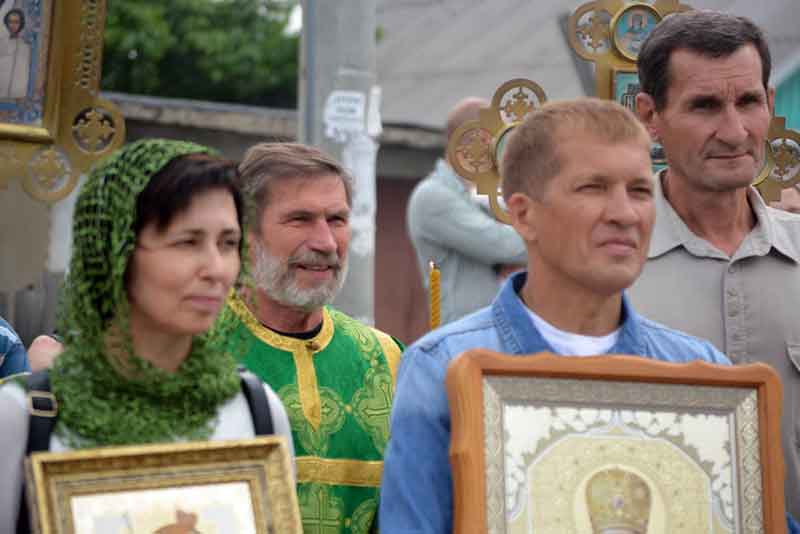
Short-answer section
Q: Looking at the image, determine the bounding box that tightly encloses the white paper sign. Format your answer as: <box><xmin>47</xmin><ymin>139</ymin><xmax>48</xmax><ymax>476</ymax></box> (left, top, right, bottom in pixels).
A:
<box><xmin>324</xmin><ymin>90</ymin><xmax>366</xmax><ymax>142</ymax></box>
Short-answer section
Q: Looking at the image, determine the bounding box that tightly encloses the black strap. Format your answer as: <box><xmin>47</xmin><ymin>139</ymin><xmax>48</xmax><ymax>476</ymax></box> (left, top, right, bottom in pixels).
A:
<box><xmin>18</xmin><ymin>370</ymin><xmax>58</xmax><ymax>534</ymax></box>
<box><xmin>25</xmin><ymin>370</ymin><xmax>57</xmax><ymax>454</ymax></box>
<box><xmin>239</xmin><ymin>369</ymin><xmax>274</xmax><ymax>436</ymax></box>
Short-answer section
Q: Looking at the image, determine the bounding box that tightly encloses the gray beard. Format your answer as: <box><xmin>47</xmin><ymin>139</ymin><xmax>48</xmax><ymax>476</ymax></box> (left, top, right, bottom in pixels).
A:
<box><xmin>250</xmin><ymin>240</ymin><xmax>348</xmax><ymax>312</ymax></box>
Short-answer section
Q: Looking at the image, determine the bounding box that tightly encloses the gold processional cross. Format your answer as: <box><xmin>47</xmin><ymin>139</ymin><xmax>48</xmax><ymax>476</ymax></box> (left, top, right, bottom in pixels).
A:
<box><xmin>446</xmin><ymin>79</ymin><xmax>548</xmax><ymax>223</ymax></box>
<box><xmin>446</xmin><ymin>1</ymin><xmax>800</xmax><ymax>219</ymax></box>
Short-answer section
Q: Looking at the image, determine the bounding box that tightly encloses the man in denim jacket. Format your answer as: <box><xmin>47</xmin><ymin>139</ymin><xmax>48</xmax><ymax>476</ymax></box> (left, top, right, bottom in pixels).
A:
<box><xmin>0</xmin><ymin>316</ymin><xmax>29</xmax><ymax>379</ymax></box>
<box><xmin>379</xmin><ymin>99</ymin><xmax>732</xmax><ymax>534</ymax></box>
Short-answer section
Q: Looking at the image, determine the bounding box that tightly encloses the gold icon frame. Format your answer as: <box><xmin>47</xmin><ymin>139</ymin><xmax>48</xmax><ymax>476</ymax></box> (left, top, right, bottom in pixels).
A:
<box><xmin>610</xmin><ymin>2</ymin><xmax>662</xmax><ymax>62</ymax></box>
<box><xmin>25</xmin><ymin>437</ymin><xmax>301</xmax><ymax>534</ymax></box>
<box><xmin>0</xmin><ymin>0</ymin><xmax>125</xmax><ymax>204</ymax></box>
<box><xmin>447</xmin><ymin>350</ymin><xmax>786</xmax><ymax>534</ymax></box>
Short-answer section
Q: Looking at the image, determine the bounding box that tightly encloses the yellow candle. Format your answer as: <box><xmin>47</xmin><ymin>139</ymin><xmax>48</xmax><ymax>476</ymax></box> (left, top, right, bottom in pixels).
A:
<box><xmin>429</xmin><ymin>261</ymin><xmax>441</xmax><ymax>330</ymax></box>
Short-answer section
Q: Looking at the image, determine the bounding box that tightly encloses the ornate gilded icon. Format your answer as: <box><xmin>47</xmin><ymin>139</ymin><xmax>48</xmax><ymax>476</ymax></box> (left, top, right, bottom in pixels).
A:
<box><xmin>0</xmin><ymin>0</ymin><xmax>125</xmax><ymax>204</ymax></box>
<box><xmin>0</xmin><ymin>0</ymin><xmax>125</xmax><ymax>296</ymax></box>
<box><xmin>447</xmin><ymin>79</ymin><xmax>547</xmax><ymax>224</ymax></box>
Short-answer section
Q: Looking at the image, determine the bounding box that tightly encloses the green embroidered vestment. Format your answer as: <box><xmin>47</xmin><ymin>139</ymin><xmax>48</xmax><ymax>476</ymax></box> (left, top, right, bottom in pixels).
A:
<box><xmin>227</xmin><ymin>295</ymin><xmax>403</xmax><ymax>534</ymax></box>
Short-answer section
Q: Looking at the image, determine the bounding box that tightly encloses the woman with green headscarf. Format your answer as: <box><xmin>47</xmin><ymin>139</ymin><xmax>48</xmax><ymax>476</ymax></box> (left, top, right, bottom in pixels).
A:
<box><xmin>0</xmin><ymin>139</ymin><xmax>293</xmax><ymax>532</ymax></box>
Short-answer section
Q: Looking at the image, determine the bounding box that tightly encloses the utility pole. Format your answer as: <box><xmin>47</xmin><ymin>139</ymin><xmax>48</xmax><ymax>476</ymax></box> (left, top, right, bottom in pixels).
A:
<box><xmin>299</xmin><ymin>0</ymin><xmax>380</xmax><ymax>325</ymax></box>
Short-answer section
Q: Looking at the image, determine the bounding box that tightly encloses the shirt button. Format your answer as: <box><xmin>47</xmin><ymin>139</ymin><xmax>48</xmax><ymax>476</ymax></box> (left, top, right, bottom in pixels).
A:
<box><xmin>727</xmin><ymin>288</ymin><xmax>737</xmax><ymax>297</ymax></box>
<box><xmin>728</xmin><ymin>265</ymin><xmax>736</xmax><ymax>274</ymax></box>
<box><xmin>728</xmin><ymin>307</ymin><xmax>739</xmax><ymax>317</ymax></box>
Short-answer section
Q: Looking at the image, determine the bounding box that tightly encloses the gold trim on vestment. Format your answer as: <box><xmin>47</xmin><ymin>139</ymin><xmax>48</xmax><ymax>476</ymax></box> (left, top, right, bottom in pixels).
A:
<box><xmin>371</xmin><ymin>328</ymin><xmax>401</xmax><ymax>386</ymax></box>
<box><xmin>296</xmin><ymin>457</ymin><xmax>384</xmax><ymax>488</ymax></box>
<box><xmin>228</xmin><ymin>294</ymin><xmax>334</xmax><ymax>430</ymax></box>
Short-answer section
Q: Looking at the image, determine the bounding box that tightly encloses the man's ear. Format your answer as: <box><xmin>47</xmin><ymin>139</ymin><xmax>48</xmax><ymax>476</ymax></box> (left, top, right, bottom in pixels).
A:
<box><xmin>506</xmin><ymin>192</ymin><xmax>537</xmax><ymax>243</ymax></box>
<box><xmin>635</xmin><ymin>92</ymin><xmax>660</xmax><ymax>142</ymax></box>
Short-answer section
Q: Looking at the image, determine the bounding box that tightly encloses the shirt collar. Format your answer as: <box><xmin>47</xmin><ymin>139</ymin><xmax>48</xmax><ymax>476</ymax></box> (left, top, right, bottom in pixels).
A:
<box><xmin>649</xmin><ymin>171</ymin><xmax>800</xmax><ymax>263</ymax></box>
<box><xmin>492</xmin><ymin>271</ymin><xmax>646</xmax><ymax>356</ymax></box>
<box><xmin>747</xmin><ymin>188</ymin><xmax>800</xmax><ymax>263</ymax></box>
<box><xmin>649</xmin><ymin>170</ymin><xmax>692</xmax><ymax>258</ymax></box>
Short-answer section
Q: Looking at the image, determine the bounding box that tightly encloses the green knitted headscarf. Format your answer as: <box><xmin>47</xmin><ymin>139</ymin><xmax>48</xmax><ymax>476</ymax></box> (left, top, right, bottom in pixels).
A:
<box><xmin>50</xmin><ymin>139</ymin><xmax>242</xmax><ymax>448</ymax></box>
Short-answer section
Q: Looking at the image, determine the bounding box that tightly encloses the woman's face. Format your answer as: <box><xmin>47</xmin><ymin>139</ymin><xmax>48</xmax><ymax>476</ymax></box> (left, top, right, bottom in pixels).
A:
<box><xmin>127</xmin><ymin>188</ymin><xmax>241</xmax><ymax>339</ymax></box>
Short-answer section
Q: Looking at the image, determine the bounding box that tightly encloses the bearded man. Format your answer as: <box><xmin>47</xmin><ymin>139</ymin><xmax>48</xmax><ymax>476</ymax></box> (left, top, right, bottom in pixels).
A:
<box><xmin>227</xmin><ymin>142</ymin><xmax>403</xmax><ymax>534</ymax></box>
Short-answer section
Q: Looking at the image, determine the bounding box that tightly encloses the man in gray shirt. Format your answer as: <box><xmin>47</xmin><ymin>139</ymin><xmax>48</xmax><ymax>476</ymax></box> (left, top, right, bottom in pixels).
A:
<box><xmin>407</xmin><ymin>97</ymin><xmax>526</xmax><ymax>325</ymax></box>
<box><xmin>628</xmin><ymin>10</ymin><xmax>800</xmax><ymax>514</ymax></box>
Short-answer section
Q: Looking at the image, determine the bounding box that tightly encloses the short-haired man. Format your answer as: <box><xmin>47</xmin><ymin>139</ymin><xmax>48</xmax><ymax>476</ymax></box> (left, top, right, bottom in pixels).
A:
<box><xmin>407</xmin><ymin>97</ymin><xmax>526</xmax><ymax>324</ymax></box>
<box><xmin>228</xmin><ymin>143</ymin><xmax>403</xmax><ymax>533</ymax></box>
<box><xmin>628</xmin><ymin>10</ymin><xmax>800</xmax><ymax>515</ymax></box>
<box><xmin>379</xmin><ymin>99</ymin><xmax>730</xmax><ymax>534</ymax></box>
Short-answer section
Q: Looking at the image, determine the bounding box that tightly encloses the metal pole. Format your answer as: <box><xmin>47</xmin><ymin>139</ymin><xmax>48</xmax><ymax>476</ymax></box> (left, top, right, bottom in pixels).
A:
<box><xmin>298</xmin><ymin>0</ymin><xmax>379</xmax><ymax>324</ymax></box>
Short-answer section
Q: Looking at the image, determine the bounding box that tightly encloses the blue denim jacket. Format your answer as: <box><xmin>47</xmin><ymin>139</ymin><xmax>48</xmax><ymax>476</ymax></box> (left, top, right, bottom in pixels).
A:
<box><xmin>0</xmin><ymin>317</ymin><xmax>29</xmax><ymax>379</ymax></box>
<box><xmin>379</xmin><ymin>271</ymin><xmax>731</xmax><ymax>534</ymax></box>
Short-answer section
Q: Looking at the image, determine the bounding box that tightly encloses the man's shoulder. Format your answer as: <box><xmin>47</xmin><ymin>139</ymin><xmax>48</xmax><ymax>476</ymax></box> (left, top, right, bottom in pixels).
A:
<box><xmin>764</xmin><ymin>202</ymin><xmax>800</xmax><ymax>225</ymax></box>
<box><xmin>764</xmin><ymin>204</ymin><xmax>800</xmax><ymax>257</ymax></box>
<box><xmin>636</xmin><ymin>315</ymin><xmax>729</xmax><ymax>364</ymax></box>
<box><xmin>408</xmin><ymin>174</ymin><xmax>456</xmax><ymax>208</ymax></box>
<box><xmin>404</xmin><ymin>306</ymin><xmax>500</xmax><ymax>366</ymax></box>
<box><xmin>327</xmin><ymin>307</ymin><xmax>404</xmax><ymax>350</ymax></box>
<box><xmin>327</xmin><ymin>306</ymin><xmax>380</xmax><ymax>334</ymax></box>
<box><xmin>0</xmin><ymin>318</ymin><xmax>21</xmax><ymax>352</ymax></box>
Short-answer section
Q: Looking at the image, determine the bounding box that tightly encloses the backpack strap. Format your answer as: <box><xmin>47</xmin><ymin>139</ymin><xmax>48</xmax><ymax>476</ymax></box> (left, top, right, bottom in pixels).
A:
<box><xmin>18</xmin><ymin>370</ymin><xmax>58</xmax><ymax>534</ymax></box>
<box><xmin>25</xmin><ymin>370</ymin><xmax>58</xmax><ymax>454</ymax></box>
<box><xmin>239</xmin><ymin>369</ymin><xmax>273</xmax><ymax>436</ymax></box>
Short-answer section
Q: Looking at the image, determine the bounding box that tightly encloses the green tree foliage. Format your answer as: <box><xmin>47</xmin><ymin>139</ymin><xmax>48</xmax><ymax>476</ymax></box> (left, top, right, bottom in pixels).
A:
<box><xmin>102</xmin><ymin>0</ymin><xmax>299</xmax><ymax>108</ymax></box>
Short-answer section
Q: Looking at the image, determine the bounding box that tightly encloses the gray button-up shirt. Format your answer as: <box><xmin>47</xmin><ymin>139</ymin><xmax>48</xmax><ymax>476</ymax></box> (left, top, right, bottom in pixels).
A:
<box><xmin>629</xmin><ymin>173</ymin><xmax>800</xmax><ymax>515</ymax></box>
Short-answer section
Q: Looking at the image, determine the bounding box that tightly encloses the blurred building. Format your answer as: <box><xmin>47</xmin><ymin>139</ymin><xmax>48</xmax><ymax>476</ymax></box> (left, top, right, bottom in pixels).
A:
<box><xmin>376</xmin><ymin>0</ymin><xmax>800</xmax><ymax>128</ymax></box>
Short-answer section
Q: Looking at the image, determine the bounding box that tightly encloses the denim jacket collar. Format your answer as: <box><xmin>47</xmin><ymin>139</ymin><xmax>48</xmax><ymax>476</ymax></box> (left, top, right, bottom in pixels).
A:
<box><xmin>492</xmin><ymin>271</ymin><xmax>646</xmax><ymax>356</ymax></box>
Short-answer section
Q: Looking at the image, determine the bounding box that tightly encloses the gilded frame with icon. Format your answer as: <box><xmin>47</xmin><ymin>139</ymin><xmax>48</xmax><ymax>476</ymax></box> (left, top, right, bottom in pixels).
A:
<box><xmin>24</xmin><ymin>437</ymin><xmax>301</xmax><ymax>534</ymax></box>
<box><xmin>446</xmin><ymin>350</ymin><xmax>785</xmax><ymax>534</ymax></box>
<box><xmin>0</xmin><ymin>0</ymin><xmax>124</xmax><ymax>204</ymax></box>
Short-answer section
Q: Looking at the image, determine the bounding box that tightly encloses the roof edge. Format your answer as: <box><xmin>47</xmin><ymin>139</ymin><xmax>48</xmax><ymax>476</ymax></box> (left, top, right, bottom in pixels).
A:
<box><xmin>101</xmin><ymin>92</ymin><xmax>443</xmax><ymax>149</ymax></box>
